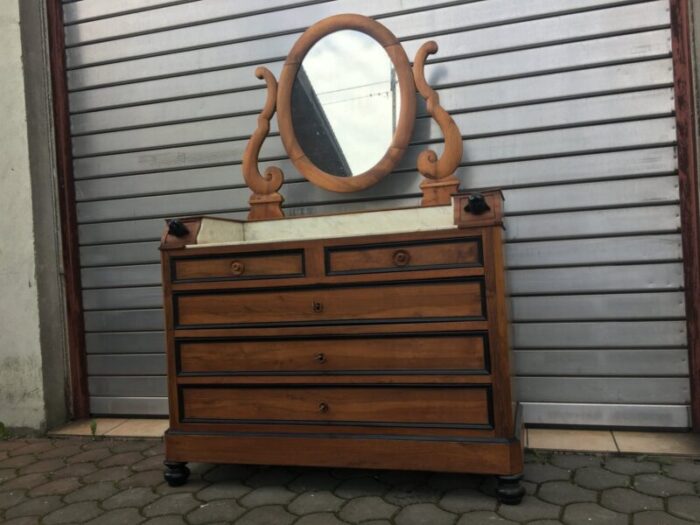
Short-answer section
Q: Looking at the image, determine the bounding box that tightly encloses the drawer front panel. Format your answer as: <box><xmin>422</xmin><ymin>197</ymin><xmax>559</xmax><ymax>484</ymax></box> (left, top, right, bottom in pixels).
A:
<box><xmin>175</xmin><ymin>280</ymin><xmax>485</xmax><ymax>328</ymax></box>
<box><xmin>326</xmin><ymin>238</ymin><xmax>481</xmax><ymax>275</ymax></box>
<box><xmin>172</xmin><ymin>251</ymin><xmax>303</xmax><ymax>282</ymax></box>
<box><xmin>181</xmin><ymin>386</ymin><xmax>491</xmax><ymax>427</ymax></box>
<box><xmin>178</xmin><ymin>333</ymin><xmax>488</xmax><ymax>374</ymax></box>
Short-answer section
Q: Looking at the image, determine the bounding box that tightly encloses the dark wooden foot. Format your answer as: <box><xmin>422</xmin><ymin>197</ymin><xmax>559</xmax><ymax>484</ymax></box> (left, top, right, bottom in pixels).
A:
<box><xmin>163</xmin><ymin>461</ymin><xmax>190</xmax><ymax>487</ymax></box>
<box><xmin>496</xmin><ymin>474</ymin><xmax>524</xmax><ymax>505</ymax></box>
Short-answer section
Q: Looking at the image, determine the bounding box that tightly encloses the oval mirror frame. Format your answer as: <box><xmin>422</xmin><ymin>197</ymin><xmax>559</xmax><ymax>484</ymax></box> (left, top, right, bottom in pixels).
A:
<box><xmin>277</xmin><ymin>14</ymin><xmax>416</xmax><ymax>193</ymax></box>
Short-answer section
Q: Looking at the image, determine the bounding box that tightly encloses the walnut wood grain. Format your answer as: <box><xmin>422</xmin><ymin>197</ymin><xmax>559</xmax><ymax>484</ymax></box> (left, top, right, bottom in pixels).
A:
<box><xmin>173</xmin><ymin>251</ymin><xmax>303</xmax><ymax>282</ymax></box>
<box><xmin>241</xmin><ymin>67</ymin><xmax>285</xmax><ymax>220</ymax></box>
<box><xmin>166</xmin><ymin>432</ymin><xmax>523</xmax><ymax>475</ymax></box>
<box><xmin>326</xmin><ymin>238</ymin><xmax>480</xmax><ymax>275</ymax></box>
<box><xmin>175</xmin><ymin>279</ymin><xmax>484</xmax><ymax>327</ymax></box>
<box><xmin>178</xmin><ymin>333</ymin><xmax>487</xmax><ymax>374</ymax></box>
<box><xmin>413</xmin><ymin>41</ymin><xmax>463</xmax><ymax>206</ymax></box>
<box><xmin>181</xmin><ymin>386</ymin><xmax>490</xmax><ymax>426</ymax></box>
<box><xmin>160</xmin><ymin>215</ymin><xmax>521</xmax><ymax>482</ymax></box>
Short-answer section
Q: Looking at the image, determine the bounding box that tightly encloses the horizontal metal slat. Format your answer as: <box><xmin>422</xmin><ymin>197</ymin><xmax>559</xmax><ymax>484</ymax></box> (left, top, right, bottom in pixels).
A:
<box><xmin>80</xmin><ymin>241</ymin><xmax>161</xmax><ymax>267</ymax></box>
<box><xmin>67</xmin><ymin>0</ymin><xmax>671</xmax><ymax>110</ymax></box>
<box><xmin>513</xmin><ymin>321</ymin><xmax>687</xmax><ymax>348</ymax></box>
<box><xmin>509</xmin><ymin>263</ymin><xmax>684</xmax><ymax>294</ymax></box>
<box><xmin>66</xmin><ymin>0</ymin><xmax>638</xmax><ymax>68</ymax></box>
<box><xmin>68</xmin><ymin>54</ymin><xmax>672</xmax><ymax>120</ymax></box>
<box><xmin>88</xmin><ymin>376</ymin><xmax>167</xmax><ymax>397</ymax></box>
<box><xmin>87</xmin><ymin>398</ymin><xmax>691</xmax><ymax>425</ymax></box>
<box><xmin>80</xmin><ymin>262</ymin><xmax>685</xmax><ymax>313</ymax></box>
<box><xmin>76</xmin><ymin>172</ymin><xmax>679</xmax><ymax>224</ymax></box>
<box><xmin>63</xmin><ymin>0</ymin><xmax>199</xmax><ymax>24</ymax></box>
<box><xmin>502</xmin><ymin>175</ymin><xmax>679</xmax><ymax>215</ymax></box>
<box><xmin>85</xmin><ymin>348</ymin><xmax>691</xmax><ymax>376</ymax></box>
<box><xmin>80</xmin><ymin>262</ymin><xmax>685</xmax><ymax>312</ymax></box>
<box><xmin>89</xmin><ymin>396</ymin><xmax>168</xmax><ymax>415</ymax></box>
<box><xmin>86</xmin><ymin>331</ymin><xmax>165</xmax><ymax>354</ymax></box>
<box><xmin>87</xmin><ymin>374</ymin><xmax>690</xmax><ymax>404</ymax></box>
<box><xmin>83</xmin><ymin>285</ymin><xmax>162</xmax><ymax>310</ymax></box>
<box><xmin>72</xmin><ymin>115</ymin><xmax>676</xmax><ymax>182</ymax></box>
<box><xmin>84</xmin><ymin>309</ymin><xmax>164</xmax><ymax>332</ymax></box>
<box><xmin>72</xmin><ymin>87</ymin><xmax>675</xmax><ymax>157</ymax></box>
<box><xmin>517</xmin><ymin>377</ymin><xmax>690</xmax><ymax>404</ymax></box>
<box><xmin>84</xmin><ymin>290</ymin><xmax>687</xmax><ymax>332</ymax></box>
<box><xmin>67</xmin><ymin>22</ymin><xmax>671</xmax><ymax>97</ymax></box>
<box><xmin>78</xmin><ymin>234</ymin><xmax>683</xmax><ymax>289</ymax></box>
<box><xmin>81</xmin><ymin>264</ymin><xmax>161</xmax><ymax>288</ymax></box>
<box><xmin>511</xmin><ymin>292</ymin><xmax>685</xmax><ymax>322</ymax></box>
<box><xmin>506</xmin><ymin>205</ymin><xmax>680</xmax><ymax>242</ymax></box>
<box><xmin>75</xmin><ymin>146</ymin><xmax>677</xmax><ymax>205</ymax></box>
<box><xmin>77</xmin><ymin>205</ymin><xmax>682</xmax><ymax>270</ymax></box>
<box><xmin>522</xmin><ymin>402</ymin><xmax>689</xmax><ymax>428</ymax></box>
<box><xmin>65</xmin><ymin>0</ymin><xmax>319</xmax><ymax>40</ymax></box>
<box><xmin>87</xmin><ymin>354</ymin><xmax>166</xmax><ymax>375</ymax></box>
<box><xmin>514</xmin><ymin>349</ymin><xmax>688</xmax><ymax>376</ymax></box>
<box><xmin>506</xmin><ymin>234</ymin><xmax>682</xmax><ymax>268</ymax></box>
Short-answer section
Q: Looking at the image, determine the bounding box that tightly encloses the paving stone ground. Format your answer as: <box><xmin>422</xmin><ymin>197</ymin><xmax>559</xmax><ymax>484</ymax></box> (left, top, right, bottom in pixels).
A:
<box><xmin>2</xmin><ymin>437</ymin><xmax>700</xmax><ymax>524</ymax></box>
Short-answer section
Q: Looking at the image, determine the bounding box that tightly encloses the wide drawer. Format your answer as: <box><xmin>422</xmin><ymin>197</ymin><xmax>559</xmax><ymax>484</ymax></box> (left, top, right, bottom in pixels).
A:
<box><xmin>180</xmin><ymin>386</ymin><xmax>491</xmax><ymax>427</ymax></box>
<box><xmin>175</xmin><ymin>279</ymin><xmax>485</xmax><ymax>328</ymax></box>
<box><xmin>326</xmin><ymin>238</ymin><xmax>481</xmax><ymax>275</ymax></box>
<box><xmin>171</xmin><ymin>250</ymin><xmax>304</xmax><ymax>282</ymax></box>
<box><xmin>177</xmin><ymin>333</ymin><xmax>488</xmax><ymax>374</ymax></box>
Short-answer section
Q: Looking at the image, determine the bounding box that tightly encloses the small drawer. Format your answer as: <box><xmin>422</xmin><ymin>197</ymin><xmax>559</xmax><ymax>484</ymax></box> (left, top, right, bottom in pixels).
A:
<box><xmin>172</xmin><ymin>250</ymin><xmax>304</xmax><ymax>282</ymax></box>
<box><xmin>326</xmin><ymin>238</ymin><xmax>481</xmax><ymax>275</ymax></box>
<box><xmin>175</xmin><ymin>279</ymin><xmax>485</xmax><ymax>328</ymax></box>
<box><xmin>177</xmin><ymin>333</ymin><xmax>488</xmax><ymax>375</ymax></box>
<box><xmin>181</xmin><ymin>386</ymin><xmax>491</xmax><ymax>427</ymax></box>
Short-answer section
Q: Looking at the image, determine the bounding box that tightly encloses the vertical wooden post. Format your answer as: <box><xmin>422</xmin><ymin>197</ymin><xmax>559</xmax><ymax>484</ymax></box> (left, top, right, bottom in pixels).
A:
<box><xmin>670</xmin><ymin>0</ymin><xmax>700</xmax><ymax>431</ymax></box>
<box><xmin>46</xmin><ymin>0</ymin><xmax>90</xmax><ymax>419</ymax></box>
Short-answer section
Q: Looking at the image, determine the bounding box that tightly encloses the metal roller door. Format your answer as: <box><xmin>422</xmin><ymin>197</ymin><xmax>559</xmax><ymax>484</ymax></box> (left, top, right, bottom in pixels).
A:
<box><xmin>63</xmin><ymin>0</ymin><xmax>689</xmax><ymax>426</ymax></box>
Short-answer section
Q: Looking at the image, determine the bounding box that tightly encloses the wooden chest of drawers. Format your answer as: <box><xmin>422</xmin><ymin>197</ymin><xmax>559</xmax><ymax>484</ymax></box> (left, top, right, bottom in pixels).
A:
<box><xmin>159</xmin><ymin>192</ymin><xmax>524</xmax><ymax>503</ymax></box>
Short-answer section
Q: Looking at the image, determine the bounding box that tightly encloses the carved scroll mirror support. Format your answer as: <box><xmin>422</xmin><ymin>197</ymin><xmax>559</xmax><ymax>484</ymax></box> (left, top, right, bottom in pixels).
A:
<box><xmin>241</xmin><ymin>14</ymin><xmax>463</xmax><ymax>220</ymax></box>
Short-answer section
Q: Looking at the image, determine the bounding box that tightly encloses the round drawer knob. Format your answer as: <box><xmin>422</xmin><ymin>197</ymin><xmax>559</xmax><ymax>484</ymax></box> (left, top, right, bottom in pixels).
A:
<box><xmin>393</xmin><ymin>250</ymin><xmax>411</xmax><ymax>267</ymax></box>
<box><xmin>314</xmin><ymin>353</ymin><xmax>326</xmax><ymax>364</ymax></box>
<box><xmin>318</xmin><ymin>402</ymin><xmax>329</xmax><ymax>413</ymax></box>
<box><xmin>312</xmin><ymin>301</ymin><xmax>324</xmax><ymax>313</ymax></box>
<box><xmin>230</xmin><ymin>261</ymin><xmax>245</xmax><ymax>276</ymax></box>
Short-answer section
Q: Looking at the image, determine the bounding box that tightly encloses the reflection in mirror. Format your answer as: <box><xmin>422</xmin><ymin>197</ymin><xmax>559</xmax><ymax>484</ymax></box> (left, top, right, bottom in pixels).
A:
<box><xmin>291</xmin><ymin>30</ymin><xmax>400</xmax><ymax>177</ymax></box>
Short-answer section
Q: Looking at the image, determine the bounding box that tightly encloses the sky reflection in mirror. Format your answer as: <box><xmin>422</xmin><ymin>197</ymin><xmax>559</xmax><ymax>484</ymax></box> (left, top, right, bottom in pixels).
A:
<box><xmin>291</xmin><ymin>30</ymin><xmax>400</xmax><ymax>177</ymax></box>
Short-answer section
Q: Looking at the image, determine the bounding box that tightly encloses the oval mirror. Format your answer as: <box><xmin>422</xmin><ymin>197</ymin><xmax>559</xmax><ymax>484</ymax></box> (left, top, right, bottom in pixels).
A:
<box><xmin>291</xmin><ymin>30</ymin><xmax>399</xmax><ymax>177</ymax></box>
<box><xmin>277</xmin><ymin>15</ymin><xmax>416</xmax><ymax>192</ymax></box>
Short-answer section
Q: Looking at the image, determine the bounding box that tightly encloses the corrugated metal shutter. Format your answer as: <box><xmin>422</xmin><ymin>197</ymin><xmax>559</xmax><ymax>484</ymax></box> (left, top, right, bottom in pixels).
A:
<box><xmin>65</xmin><ymin>0</ymin><xmax>690</xmax><ymax>427</ymax></box>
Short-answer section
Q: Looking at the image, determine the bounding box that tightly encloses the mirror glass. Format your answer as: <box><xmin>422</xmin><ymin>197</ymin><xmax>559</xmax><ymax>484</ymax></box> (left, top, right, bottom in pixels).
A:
<box><xmin>291</xmin><ymin>30</ymin><xmax>400</xmax><ymax>177</ymax></box>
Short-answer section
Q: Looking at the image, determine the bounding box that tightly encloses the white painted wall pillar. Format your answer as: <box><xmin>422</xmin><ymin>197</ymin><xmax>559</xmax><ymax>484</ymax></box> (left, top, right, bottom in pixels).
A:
<box><xmin>0</xmin><ymin>0</ymin><xmax>68</xmax><ymax>432</ymax></box>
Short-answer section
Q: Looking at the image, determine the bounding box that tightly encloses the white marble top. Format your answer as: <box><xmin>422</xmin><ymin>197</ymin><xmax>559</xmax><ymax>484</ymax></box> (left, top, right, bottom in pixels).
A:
<box><xmin>189</xmin><ymin>204</ymin><xmax>456</xmax><ymax>248</ymax></box>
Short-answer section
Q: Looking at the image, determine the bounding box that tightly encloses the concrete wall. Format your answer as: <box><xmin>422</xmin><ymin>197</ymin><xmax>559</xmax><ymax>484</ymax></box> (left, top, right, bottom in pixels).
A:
<box><xmin>0</xmin><ymin>0</ymin><xmax>68</xmax><ymax>432</ymax></box>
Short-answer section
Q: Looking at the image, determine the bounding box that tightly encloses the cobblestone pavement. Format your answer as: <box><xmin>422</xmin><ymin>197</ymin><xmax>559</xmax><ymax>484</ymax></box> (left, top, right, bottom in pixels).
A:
<box><xmin>2</xmin><ymin>438</ymin><xmax>700</xmax><ymax>524</ymax></box>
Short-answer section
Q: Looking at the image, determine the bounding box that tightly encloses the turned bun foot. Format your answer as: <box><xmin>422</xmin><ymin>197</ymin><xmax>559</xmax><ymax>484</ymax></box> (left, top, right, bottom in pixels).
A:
<box><xmin>163</xmin><ymin>461</ymin><xmax>190</xmax><ymax>487</ymax></box>
<box><xmin>496</xmin><ymin>473</ymin><xmax>525</xmax><ymax>505</ymax></box>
